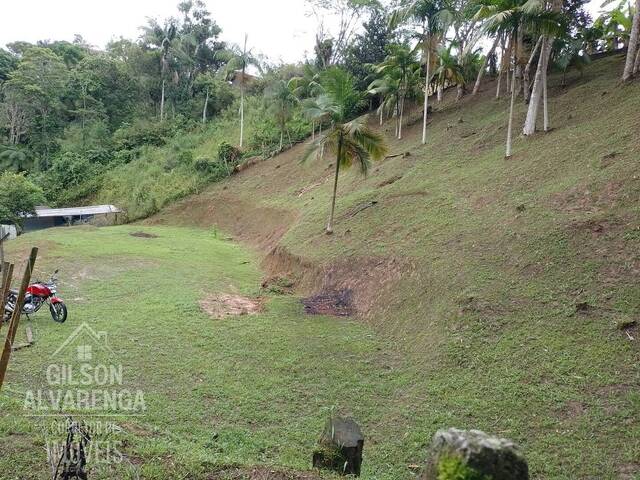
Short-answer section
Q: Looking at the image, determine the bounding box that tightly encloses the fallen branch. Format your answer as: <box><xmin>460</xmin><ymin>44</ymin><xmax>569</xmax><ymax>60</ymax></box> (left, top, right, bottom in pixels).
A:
<box><xmin>348</xmin><ymin>201</ymin><xmax>378</xmax><ymax>218</ymax></box>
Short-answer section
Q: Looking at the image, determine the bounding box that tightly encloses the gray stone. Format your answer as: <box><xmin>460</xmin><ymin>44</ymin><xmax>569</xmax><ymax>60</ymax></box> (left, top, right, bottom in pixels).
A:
<box><xmin>312</xmin><ymin>417</ymin><xmax>364</xmax><ymax>476</ymax></box>
<box><xmin>421</xmin><ymin>428</ymin><xmax>529</xmax><ymax>480</ymax></box>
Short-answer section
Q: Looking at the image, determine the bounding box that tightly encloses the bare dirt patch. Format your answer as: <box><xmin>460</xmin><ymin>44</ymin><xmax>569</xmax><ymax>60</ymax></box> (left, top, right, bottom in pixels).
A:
<box><xmin>302</xmin><ymin>289</ymin><xmax>354</xmax><ymax>317</ymax></box>
<box><xmin>130</xmin><ymin>231</ymin><xmax>159</xmax><ymax>239</ymax></box>
<box><xmin>551</xmin><ymin>181</ymin><xmax>623</xmax><ymax>213</ymax></box>
<box><xmin>207</xmin><ymin>466</ymin><xmax>320</xmax><ymax>480</ymax></box>
<box><xmin>200</xmin><ymin>294</ymin><xmax>263</xmax><ymax>319</ymax></box>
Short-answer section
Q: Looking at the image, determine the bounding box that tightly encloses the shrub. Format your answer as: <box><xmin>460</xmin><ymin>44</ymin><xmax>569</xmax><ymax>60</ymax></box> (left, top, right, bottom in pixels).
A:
<box><xmin>112</xmin><ymin>120</ymin><xmax>173</xmax><ymax>151</ymax></box>
<box><xmin>0</xmin><ymin>172</ymin><xmax>45</xmax><ymax>226</ymax></box>
<box><xmin>217</xmin><ymin>141</ymin><xmax>242</xmax><ymax>170</ymax></box>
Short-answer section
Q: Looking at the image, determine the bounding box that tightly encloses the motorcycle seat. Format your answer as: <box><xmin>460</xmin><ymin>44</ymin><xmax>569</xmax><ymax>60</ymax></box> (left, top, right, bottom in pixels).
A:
<box><xmin>8</xmin><ymin>289</ymin><xmax>17</xmax><ymax>295</ymax></box>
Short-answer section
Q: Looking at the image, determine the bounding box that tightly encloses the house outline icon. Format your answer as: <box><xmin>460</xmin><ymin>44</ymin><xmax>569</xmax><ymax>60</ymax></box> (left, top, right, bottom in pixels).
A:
<box><xmin>51</xmin><ymin>322</ymin><xmax>115</xmax><ymax>360</ymax></box>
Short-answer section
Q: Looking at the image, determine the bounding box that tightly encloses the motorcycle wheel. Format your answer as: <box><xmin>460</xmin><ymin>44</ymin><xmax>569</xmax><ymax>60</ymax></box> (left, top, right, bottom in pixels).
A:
<box><xmin>50</xmin><ymin>303</ymin><xmax>67</xmax><ymax>323</ymax></box>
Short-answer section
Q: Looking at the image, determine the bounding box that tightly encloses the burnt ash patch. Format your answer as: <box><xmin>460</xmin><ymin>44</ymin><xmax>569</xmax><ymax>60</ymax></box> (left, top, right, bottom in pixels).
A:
<box><xmin>302</xmin><ymin>289</ymin><xmax>354</xmax><ymax>317</ymax></box>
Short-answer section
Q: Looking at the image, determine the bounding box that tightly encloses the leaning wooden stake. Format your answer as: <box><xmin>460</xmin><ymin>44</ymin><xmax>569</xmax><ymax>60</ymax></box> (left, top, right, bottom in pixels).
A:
<box><xmin>0</xmin><ymin>231</ymin><xmax>8</xmax><ymax>269</ymax></box>
<box><xmin>0</xmin><ymin>262</ymin><xmax>14</xmax><ymax>333</ymax></box>
<box><xmin>0</xmin><ymin>247</ymin><xmax>38</xmax><ymax>390</ymax></box>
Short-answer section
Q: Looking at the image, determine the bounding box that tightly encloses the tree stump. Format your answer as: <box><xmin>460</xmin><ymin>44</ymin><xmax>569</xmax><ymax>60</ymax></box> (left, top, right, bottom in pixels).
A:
<box><xmin>312</xmin><ymin>417</ymin><xmax>364</xmax><ymax>476</ymax></box>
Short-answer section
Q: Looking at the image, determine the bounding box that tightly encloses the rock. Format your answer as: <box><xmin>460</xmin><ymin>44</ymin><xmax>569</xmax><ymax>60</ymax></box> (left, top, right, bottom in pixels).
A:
<box><xmin>421</xmin><ymin>428</ymin><xmax>529</xmax><ymax>480</ymax></box>
<box><xmin>312</xmin><ymin>417</ymin><xmax>364</xmax><ymax>476</ymax></box>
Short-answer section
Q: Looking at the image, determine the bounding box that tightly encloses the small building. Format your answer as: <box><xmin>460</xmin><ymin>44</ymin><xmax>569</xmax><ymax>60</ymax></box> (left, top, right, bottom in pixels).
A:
<box><xmin>23</xmin><ymin>205</ymin><xmax>122</xmax><ymax>232</ymax></box>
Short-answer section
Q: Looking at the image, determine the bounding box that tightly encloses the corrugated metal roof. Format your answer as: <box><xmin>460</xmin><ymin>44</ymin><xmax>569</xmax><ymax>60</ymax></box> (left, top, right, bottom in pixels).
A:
<box><xmin>33</xmin><ymin>205</ymin><xmax>121</xmax><ymax>218</ymax></box>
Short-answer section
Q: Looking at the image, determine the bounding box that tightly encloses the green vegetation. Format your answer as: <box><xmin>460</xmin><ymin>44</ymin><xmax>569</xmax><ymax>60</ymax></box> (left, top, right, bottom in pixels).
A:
<box><xmin>0</xmin><ymin>225</ymin><xmax>385</xmax><ymax>479</ymax></box>
<box><xmin>303</xmin><ymin>68</ymin><xmax>388</xmax><ymax>234</ymax></box>
<box><xmin>1</xmin><ymin>0</ymin><xmax>640</xmax><ymax>478</ymax></box>
<box><xmin>0</xmin><ymin>172</ymin><xmax>44</xmax><ymax>226</ymax></box>
<box><xmin>4</xmin><ymin>0</ymin><xmax>637</xmax><ymax>221</ymax></box>
<box><xmin>437</xmin><ymin>456</ymin><xmax>490</xmax><ymax>480</ymax></box>
<box><xmin>153</xmin><ymin>54</ymin><xmax>640</xmax><ymax>478</ymax></box>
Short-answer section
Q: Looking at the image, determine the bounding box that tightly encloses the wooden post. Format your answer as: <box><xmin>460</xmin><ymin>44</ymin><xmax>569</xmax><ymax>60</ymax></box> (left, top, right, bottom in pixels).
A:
<box><xmin>0</xmin><ymin>231</ymin><xmax>9</xmax><ymax>270</ymax></box>
<box><xmin>0</xmin><ymin>262</ymin><xmax>15</xmax><ymax>333</ymax></box>
<box><xmin>0</xmin><ymin>247</ymin><xmax>38</xmax><ymax>390</ymax></box>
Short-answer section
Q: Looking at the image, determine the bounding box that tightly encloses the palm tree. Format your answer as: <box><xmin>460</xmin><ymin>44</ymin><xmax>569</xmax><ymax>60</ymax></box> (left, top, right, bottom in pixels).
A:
<box><xmin>303</xmin><ymin>68</ymin><xmax>388</xmax><ymax>235</ymax></box>
<box><xmin>142</xmin><ymin>19</ymin><xmax>178</xmax><ymax>122</ymax></box>
<box><xmin>554</xmin><ymin>37</ymin><xmax>591</xmax><ymax>86</ymax></box>
<box><xmin>223</xmin><ymin>35</ymin><xmax>261</xmax><ymax>148</ymax></box>
<box><xmin>392</xmin><ymin>0</ymin><xmax>455</xmax><ymax>145</ymax></box>
<box><xmin>374</xmin><ymin>44</ymin><xmax>422</xmax><ymax>140</ymax></box>
<box><xmin>0</xmin><ymin>145</ymin><xmax>32</xmax><ymax>172</ymax></box>
<box><xmin>520</xmin><ymin>0</ymin><xmax>565</xmax><ymax>135</ymax></box>
<box><xmin>475</xmin><ymin>0</ymin><xmax>562</xmax><ymax>155</ymax></box>
<box><xmin>266</xmin><ymin>79</ymin><xmax>299</xmax><ymax>151</ymax></box>
<box><xmin>433</xmin><ymin>46</ymin><xmax>466</xmax><ymax>97</ymax></box>
<box><xmin>290</xmin><ymin>64</ymin><xmax>323</xmax><ymax>139</ymax></box>
<box><xmin>368</xmin><ymin>72</ymin><xmax>402</xmax><ymax>134</ymax></box>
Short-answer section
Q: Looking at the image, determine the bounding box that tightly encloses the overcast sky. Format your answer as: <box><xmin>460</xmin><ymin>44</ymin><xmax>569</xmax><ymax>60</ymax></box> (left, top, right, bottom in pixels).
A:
<box><xmin>1</xmin><ymin>0</ymin><xmax>607</xmax><ymax>63</ymax></box>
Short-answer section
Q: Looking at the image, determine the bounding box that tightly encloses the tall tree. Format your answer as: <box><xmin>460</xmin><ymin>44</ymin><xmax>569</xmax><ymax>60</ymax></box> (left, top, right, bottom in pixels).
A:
<box><xmin>373</xmin><ymin>44</ymin><xmax>422</xmax><ymax>139</ymax></box>
<box><xmin>392</xmin><ymin>0</ymin><xmax>455</xmax><ymax>145</ymax></box>
<box><xmin>344</xmin><ymin>7</ymin><xmax>393</xmax><ymax>91</ymax></box>
<box><xmin>622</xmin><ymin>0</ymin><xmax>640</xmax><ymax>80</ymax></box>
<box><xmin>142</xmin><ymin>19</ymin><xmax>178</xmax><ymax>121</ymax></box>
<box><xmin>224</xmin><ymin>35</ymin><xmax>261</xmax><ymax>148</ymax></box>
<box><xmin>266</xmin><ymin>79</ymin><xmax>299</xmax><ymax>150</ymax></box>
<box><xmin>303</xmin><ymin>68</ymin><xmax>387</xmax><ymax>234</ymax></box>
<box><xmin>522</xmin><ymin>0</ymin><xmax>565</xmax><ymax>136</ymax></box>
<box><xmin>475</xmin><ymin>0</ymin><xmax>562</xmax><ymax>155</ymax></box>
<box><xmin>307</xmin><ymin>0</ymin><xmax>382</xmax><ymax>65</ymax></box>
<box><xmin>4</xmin><ymin>47</ymin><xmax>68</xmax><ymax>165</ymax></box>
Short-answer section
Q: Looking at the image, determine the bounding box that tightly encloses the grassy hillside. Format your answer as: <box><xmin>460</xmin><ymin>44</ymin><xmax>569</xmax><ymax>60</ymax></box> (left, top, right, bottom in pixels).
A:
<box><xmin>1</xmin><ymin>54</ymin><xmax>638</xmax><ymax>479</ymax></box>
<box><xmin>152</xmin><ymin>53</ymin><xmax>640</xmax><ymax>478</ymax></box>
<box><xmin>94</xmin><ymin>95</ymin><xmax>309</xmax><ymax>221</ymax></box>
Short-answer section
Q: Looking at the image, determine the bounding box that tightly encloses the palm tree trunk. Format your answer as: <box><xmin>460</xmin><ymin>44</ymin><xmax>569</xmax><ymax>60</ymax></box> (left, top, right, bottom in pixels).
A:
<box><xmin>473</xmin><ymin>36</ymin><xmax>500</xmax><ymax>95</ymax></box>
<box><xmin>523</xmin><ymin>36</ymin><xmax>543</xmax><ymax>104</ymax></box>
<box><xmin>496</xmin><ymin>37</ymin><xmax>506</xmax><ymax>98</ymax></box>
<box><xmin>506</xmin><ymin>44</ymin><xmax>518</xmax><ymax>158</ymax></box>
<box><xmin>634</xmin><ymin>45</ymin><xmax>640</xmax><ymax>74</ymax></box>
<box><xmin>239</xmin><ymin>80</ymin><xmax>245</xmax><ymax>148</ymax></box>
<box><xmin>399</xmin><ymin>92</ymin><xmax>405</xmax><ymax>139</ymax></box>
<box><xmin>422</xmin><ymin>47</ymin><xmax>431</xmax><ymax>145</ymax></box>
<box><xmin>523</xmin><ymin>37</ymin><xmax>547</xmax><ymax>135</ymax></box>
<box><xmin>437</xmin><ymin>84</ymin><xmax>443</xmax><ymax>102</ymax></box>
<box><xmin>379</xmin><ymin>100</ymin><xmax>384</xmax><ymax>126</ymax></box>
<box><xmin>326</xmin><ymin>136</ymin><xmax>343</xmax><ymax>235</ymax></box>
<box><xmin>622</xmin><ymin>0</ymin><xmax>640</xmax><ymax>81</ymax></box>
<box><xmin>312</xmin><ymin>121</ymin><xmax>315</xmax><ymax>141</ymax></box>
<box><xmin>202</xmin><ymin>86</ymin><xmax>209</xmax><ymax>124</ymax></box>
<box><xmin>543</xmin><ymin>44</ymin><xmax>550</xmax><ymax>132</ymax></box>
<box><xmin>160</xmin><ymin>79</ymin><xmax>166</xmax><ymax>121</ymax></box>
<box><xmin>394</xmin><ymin>100</ymin><xmax>399</xmax><ymax>138</ymax></box>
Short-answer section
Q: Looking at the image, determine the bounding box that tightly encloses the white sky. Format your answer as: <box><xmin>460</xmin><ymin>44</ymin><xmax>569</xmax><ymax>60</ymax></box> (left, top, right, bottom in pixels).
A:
<box><xmin>0</xmin><ymin>0</ymin><xmax>320</xmax><ymax>63</ymax></box>
<box><xmin>0</xmin><ymin>0</ymin><xmax>607</xmax><ymax>63</ymax></box>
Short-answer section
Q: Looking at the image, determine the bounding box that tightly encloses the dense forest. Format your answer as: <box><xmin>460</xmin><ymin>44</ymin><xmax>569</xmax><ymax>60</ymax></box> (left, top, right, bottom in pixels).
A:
<box><xmin>0</xmin><ymin>0</ymin><xmax>638</xmax><ymax>223</ymax></box>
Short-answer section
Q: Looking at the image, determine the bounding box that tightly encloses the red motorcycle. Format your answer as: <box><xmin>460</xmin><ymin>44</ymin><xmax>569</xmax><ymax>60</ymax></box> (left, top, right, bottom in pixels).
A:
<box><xmin>3</xmin><ymin>269</ymin><xmax>67</xmax><ymax>323</ymax></box>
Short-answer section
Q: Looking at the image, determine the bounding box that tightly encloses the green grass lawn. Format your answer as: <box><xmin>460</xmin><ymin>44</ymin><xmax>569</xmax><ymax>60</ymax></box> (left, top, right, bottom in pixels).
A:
<box><xmin>0</xmin><ymin>225</ymin><xmax>404</xmax><ymax>479</ymax></box>
<box><xmin>3</xmin><ymin>57</ymin><xmax>639</xmax><ymax>480</ymax></box>
<box><xmin>149</xmin><ymin>55</ymin><xmax>640</xmax><ymax>479</ymax></box>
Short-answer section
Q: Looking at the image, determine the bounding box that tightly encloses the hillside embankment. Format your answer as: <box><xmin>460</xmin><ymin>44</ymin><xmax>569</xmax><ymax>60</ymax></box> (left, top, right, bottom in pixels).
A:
<box><xmin>150</xmin><ymin>54</ymin><xmax>640</xmax><ymax>478</ymax></box>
